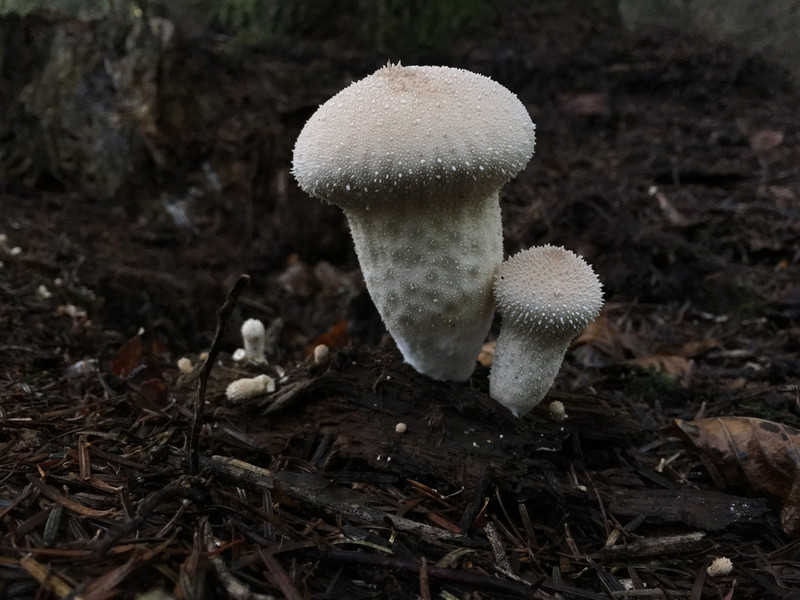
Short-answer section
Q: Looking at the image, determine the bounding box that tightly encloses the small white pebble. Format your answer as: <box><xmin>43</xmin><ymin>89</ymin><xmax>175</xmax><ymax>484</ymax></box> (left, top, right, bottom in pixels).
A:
<box><xmin>313</xmin><ymin>343</ymin><xmax>330</xmax><ymax>365</ymax></box>
<box><xmin>57</xmin><ymin>304</ymin><xmax>86</xmax><ymax>319</ymax></box>
<box><xmin>707</xmin><ymin>557</ymin><xmax>733</xmax><ymax>577</ymax></box>
<box><xmin>225</xmin><ymin>374</ymin><xmax>275</xmax><ymax>401</ymax></box>
<box><xmin>395</xmin><ymin>422</ymin><xmax>407</xmax><ymax>434</ymax></box>
<box><xmin>65</xmin><ymin>359</ymin><xmax>99</xmax><ymax>380</ymax></box>
<box><xmin>618</xmin><ymin>579</ymin><xmax>635</xmax><ymax>591</ymax></box>
<box><xmin>177</xmin><ymin>357</ymin><xmax>193</xmax><ymax>373</ymax></box>
<box><xmin>36</xmin><ymin>284</ymin><xmax>52</xmax><ymax>300</ymax></box>
<box><xmin>549</xmin><ymin>400</ymin><xmax>567</xmax><ymax>422</ymax></box>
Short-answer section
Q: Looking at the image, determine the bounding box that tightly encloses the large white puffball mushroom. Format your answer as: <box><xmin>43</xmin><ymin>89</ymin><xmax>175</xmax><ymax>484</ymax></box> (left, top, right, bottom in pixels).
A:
<box><xmin>490</xmin><ymin>245</ymin><xmax>603</xmax><ymax>417</ymax></box>
<box><xmin>292</xmin><ymin>62</ymin><xmax>536</xmax><ymax>381</ymax></box>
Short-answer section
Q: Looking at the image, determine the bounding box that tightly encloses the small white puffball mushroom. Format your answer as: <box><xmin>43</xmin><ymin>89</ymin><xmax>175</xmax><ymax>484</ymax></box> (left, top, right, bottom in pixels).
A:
<box><xmin>225</xmin><ymin>374</ymin><xmax>275</xmax><ymax>402</ymax></box>
<box><xmin>549</xmin><ymin>400</ymin><xmax>567</xmax><ymax>422</ymax></box>
<box><xmin>706</xmin><ymin>557</ymin><xmax>733</xmax><ymax>577</ymax></box>
<box><xmin>240</xmin><ymin>318</ymin><xmax>267</xmax><ymax>365</ymax></box>
<box><xmin>293</xmin><ymin>62</ymin><xmax>536</xmax><ymax>381</ymax></box>
<box><xmin>313</xmin><ymin>343</ymin><xmax>330</xmax><ymax>365</ymax></box>
<box><xmin>177</xmin><ymin>357</ymin><xmax>193</xmax><ymax>373</ymax></box>
<box><xmin>489</xmin><ymin>245</ymin><xmax>603</xmax><ymax>417</ymax></box>
<box><xmin>36</xmin><ymin>284</ymin><xmax>53</xmax><ymax>300</ymax></box>
<box><xmin>395</xmin><ymin>422</ymin><xmax>407</xmax><ymax>434</ymax></box>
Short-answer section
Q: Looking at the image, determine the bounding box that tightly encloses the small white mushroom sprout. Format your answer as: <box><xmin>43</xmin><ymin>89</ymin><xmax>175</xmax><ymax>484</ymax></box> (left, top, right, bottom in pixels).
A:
<box><xmin>239</xmin><ymin>318</ymin><xmax>267</xmax><ymax>365</ymax></box>
<box><xmin>706</xmin><ymin>556</ymin><xmax>733</xmax><ymax>577</ymax></box>
<box><xmin>226</xmin><ymin>374</ymin><xmax>275</xmax><ymax>402</ymax></box>
<box><xmin>489</xmin><ymin>245</ymin><xmax>603</xmax><ymax>417</ymax></box>
<box><xmin>292</xmin><ymin>62</ymin><xmax>536</xmax><ymax>381</ymax></box>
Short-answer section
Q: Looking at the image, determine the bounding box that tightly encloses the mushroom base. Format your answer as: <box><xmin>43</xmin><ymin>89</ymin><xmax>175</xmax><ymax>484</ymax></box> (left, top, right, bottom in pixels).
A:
<box><xmin>343</xmin><ymin>196</ymin><xmax>503</xmax><ymax>382</ymax></box>
<box><xmin>489</xmin><ymin>328</ymin><xmax>570</xmax><ymax>417</ymax></box>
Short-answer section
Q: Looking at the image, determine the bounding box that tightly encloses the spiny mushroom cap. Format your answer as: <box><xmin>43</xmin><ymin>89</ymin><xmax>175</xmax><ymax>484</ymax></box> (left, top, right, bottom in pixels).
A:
<box><xmin>292</xmin><ymin>63</ymin><xmax>536</xmax><ymax>210</ymax></box>
<box><xmin>494</xmin><ymin>245</ymin><xmax>603</xmax><ymax>340</ymax></box>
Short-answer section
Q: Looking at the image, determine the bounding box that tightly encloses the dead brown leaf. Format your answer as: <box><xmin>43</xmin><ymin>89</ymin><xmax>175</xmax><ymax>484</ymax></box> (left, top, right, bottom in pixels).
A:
<box><xmin>278</xmin><ymin>253</ymin><xmax>319</xmax><ymax>298</ymax></box>
<box><xmin>573</xmin><ymin>314</ymin><xmax>625</xmax><ymax>360</ymax></box>
<box><xmin>111</xmin><ymin>333</ymin><xmax>142</xmax><ymax>378</ymax></box>
<box><xmin>126</xmin><ymin>356</ymin><xmax>169</xmax><ymax>410</ymax></box>
<box><xmin>671</xmin><ymin>417</ymin><xmax>800</xmax><ymax>534</ymax></box>
<box><xmin>307</xmin><ymin>319</ymin><xmax>350</xmax><ymax>354</ymax></box>
<box><xmin>628</xmin><ymin>354</ymin><xmax>692</xmax><ymax>379</ymax></box>
<box><xmin>558</xmin><ymin>92</ymin><xmax>612</xmax><ymax>118</ymax></box>
<box><xmin>749</xmin><ymin>129</ymin><xmax>784</xmax><ymax>153</ymax></box>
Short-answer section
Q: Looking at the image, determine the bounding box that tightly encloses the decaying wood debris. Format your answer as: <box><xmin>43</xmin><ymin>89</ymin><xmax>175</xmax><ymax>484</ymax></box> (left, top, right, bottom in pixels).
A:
<box><xmin>1</xmin><ymin>325</ymin><xmax>796</xmax><ymax>598</ymax></box>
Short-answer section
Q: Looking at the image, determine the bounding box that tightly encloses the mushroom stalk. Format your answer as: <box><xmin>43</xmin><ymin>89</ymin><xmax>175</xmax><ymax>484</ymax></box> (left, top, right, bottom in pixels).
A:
<box><xmin>490</xmin><ymin>326</ymin><xmax>573</xmax><ymax>417</ymax></box>
<box><xmin>344</xmin><ymin>195</ymin><xmax>502</xmax><ymax>381</ymax></box>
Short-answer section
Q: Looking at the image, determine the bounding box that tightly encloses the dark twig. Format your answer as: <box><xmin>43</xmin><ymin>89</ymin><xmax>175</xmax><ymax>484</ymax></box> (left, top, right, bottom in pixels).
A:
<box><xmin>258</xmin><ymin>548</ymin><xmax>303</xmax><ymax>600</ymax></box>
<box><xmin>419</xmin><ymin>556</ymin><xmax>431</xmax><ymax>600</ymax></box>
<box><xmin>201</xmin><ymin>520</ymin><xmax>276</xmax><ymax>600</ymax></box>
<box><xmin>162</xmin><ymin>447</ymin><xmax>479</xmax><ymax>546</ymax></box>
<box><xmin>94</xmin><ymin>484</ymin><xmax>210</xmax><ymax>555</ymax></box>
<box><xmin>190</xmin><ymin>274</ymin><xmax>250</xmax><ymax>474</ymax></box>
<box><xmin>314</xmin><ymin>548</ymin><xmax>540</xmax><ymax>598</ymax></box>
<box><xmin>457</xmin><ymin>466</ymin><xmax>493</xmax><ymax>532</ymax></box>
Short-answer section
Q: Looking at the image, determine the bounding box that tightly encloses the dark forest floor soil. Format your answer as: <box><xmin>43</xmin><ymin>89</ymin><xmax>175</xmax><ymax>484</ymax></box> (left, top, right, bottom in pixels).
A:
<box><xmin>1</xmin><ymin>3</ymin><xmax>799</xmax><ymax>599</ymax></box>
